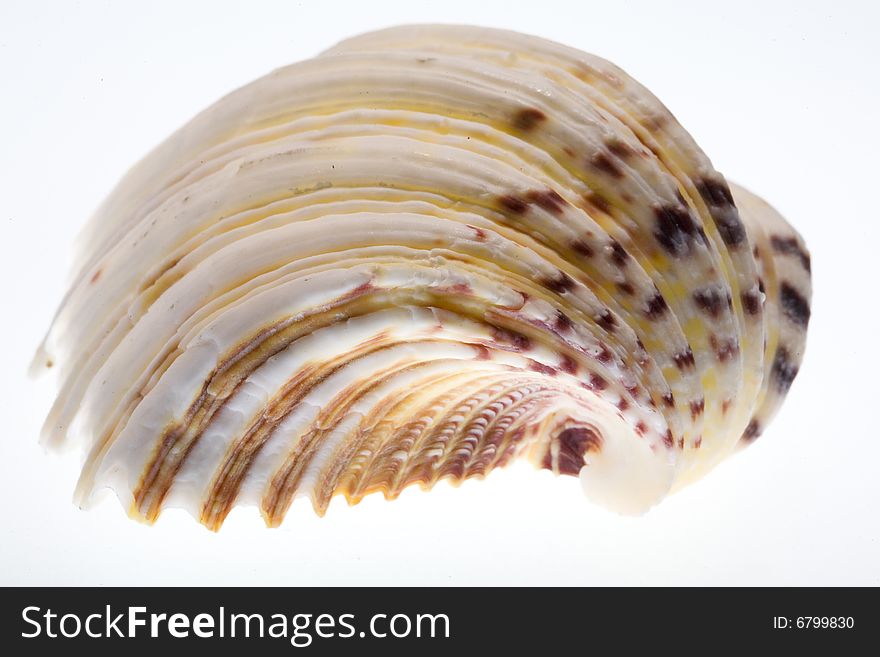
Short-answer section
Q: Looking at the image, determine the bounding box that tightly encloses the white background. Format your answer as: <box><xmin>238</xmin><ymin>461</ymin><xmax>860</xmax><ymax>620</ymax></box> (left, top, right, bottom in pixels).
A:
<box><xmin>1</xmin><ymin>0</ymin><xmax>878</xmax><ymax>586</ymax></box>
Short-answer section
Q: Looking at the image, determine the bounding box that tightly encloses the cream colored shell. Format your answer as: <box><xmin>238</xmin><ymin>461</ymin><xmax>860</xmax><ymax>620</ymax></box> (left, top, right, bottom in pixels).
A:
<box><xmin>34</xmin><ymin>25</ymin><xmax>811</xmax><ymax>529</ymax></box>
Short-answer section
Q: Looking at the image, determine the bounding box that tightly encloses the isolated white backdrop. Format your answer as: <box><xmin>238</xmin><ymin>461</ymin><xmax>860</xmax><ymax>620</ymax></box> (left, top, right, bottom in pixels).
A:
<box><xmin>1</xmin><ymin>0</ymin><xmax>878</xmax><ymax>586</ymax></box>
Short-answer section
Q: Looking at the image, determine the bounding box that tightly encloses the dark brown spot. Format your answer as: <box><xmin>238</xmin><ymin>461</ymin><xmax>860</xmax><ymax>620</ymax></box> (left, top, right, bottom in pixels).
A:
<box><xmin>559</xmin><ymin>354</ymin><xmax>578</xmax><ymax>375</ymax></box>
<box><xmin>696</xmin><ymin>178</ymin><xmax>746</xmax><ymax>247</ymax></box>
<box><xmin>583</xmin><ymin>191</ymin><xmax>611</xmax><ymax>214</ymax></box>
<box><xmin>742</xmin><ymin>419</ymin><xmax>762</xmax><ymax>442</ymax></box>
<box><xmin>554</xmin><ymin>310</ymin><xmax>574</xmax><ymax>333</ymax></box>
<box><xmin>498</xmin><ymin>194</ymin><xmax>528</xmax><ymax>214</ymax></box>
<box><xmin>528</xmin><ymin>360</ymin><xmax>558</xmax><ymax>376</ymax></box>
<box><xmin>653</xmin><ymin>204</ymin><xmax>701</xmax><ymax>257</ymax></box>
<box><xmin>591</xmin><ymin>152</ymin><xmax>624</xmax><ymax>178</ymax></box>
<box><xmin>661</xmin><ymin>392</ymin><xmax>675</xmax><ymax>408</ymax></box>
<box><xmin>689</xmin><ymin>398</ymin><xmax>705</xmax><ymax>419</ymax></box>
<box><xmin>709</xmin><ymin>334</ymin><xmax>739</xmax><ymax>362</ymax></box>
<box><xmin>694</xmin><ymin>435</ymin><xmax>702</xmax><ymax>449</ymax></box>
<box><xmin>716</xmin><ymin>212</ymin><xmax>747</xmax><ymax>248</ymax></box>
<box><xmin>617</xmin><ymin>397</ymin><xmax>630</xmax><ymax>412</ymax></box>
<box><xmin>663</xmin><ymin>429</ymin><xmax>674</xmax><ymax>448</ymax></box>
<box><xmin>571</xmin><ymin>238</ymin><xmax>595</xmax><ymax>258</ymax></box>
<box><xmin>525</xmin><ymin>189</ymin><xmax>567</xmax><ymax>215</ymax></box>
<box><xmin>722</xmin><ymin>398</ymin><xmax>732</xmax><ymax>415</ymax></box>
<box><xmin>554</xmin><ymin>427</ymin><xmax>602</xmax><ymax>476</ymax></box>
<box><xmin>512</xmin><ymin>107</ymin><xmax>547</xmax><ymax>132</ymax></box>
<box><xmin>605</xmin><ymin>137</ymin><xmax>636</xmax><ymax>159</ymax></box>
<box><xmin>645</xmin><ymin>291</ymin><xmax>668</xmax><ymax>319</ymax></box>
<box><xmin>696</xmin><ymin>177</ymin><xmax>734</xmax><ymax>206</ymax></box>
<box><xmin>741</xmin><ymin>288</ymin><xmax>762</xmax><ymax>315</ymax></box>
<box><xmin>674</xmin><ymin>347</ymin><xmax>695</xmax><ymax>370</ymax></box>
<box><xmin>544</xmin><ymin>271</ymin><xmax>576</xmax><ymax>294</ymax></box>
<box><xmin>596</xmin><ymin>309</ymin><xmax>617</xmax><ymax>332</ymax></box>
<box><xmin>616</xmin><ymin>281</ymin><xmax>635</xmax><ymax>296</ymax></box>
<box><xmin>608</xmin><ymin>240</ymin><xmax>629</xmax><ymax>267</ymax></box>
<box><xmin>589</xmin><ymin>373</ymin><xmax>607</xmax><ymax>390</ymax></box>
<box><xmin>90</xmin><ymin>268</ymin><xmax>103</xmax><ymax>284</ymax></box>
<box><xmin>635</xmin><ymin>421</ymin><xmax>647</xmax><ymax>436</ymax></box>
<box><xmin>770</xmin><ymin>235</ymin><xmax>811</xmax><ymax>272</ymax></box>
<box><xmin>596</xmin><ymin>345</ymin><xmax>613</xmax><ymax>364</ymax></box>
<box><xmin>692</xmin><ymin>286</ymin><xmax>731</xmax><ymax>318</ymax></box>
<box><xmin>779</xmin><ymin>282</ymin><xmax>811</xmax><ymax>328</ymax></box>
<box><xmin>771</xmin><ymin>347</ymin><xmax>799</xmax><ymax>393</ymax></box>
<box><xmin>492</xmin><ymin>327</ymin><xmax>532</xmax><ymax>351</ymax></box>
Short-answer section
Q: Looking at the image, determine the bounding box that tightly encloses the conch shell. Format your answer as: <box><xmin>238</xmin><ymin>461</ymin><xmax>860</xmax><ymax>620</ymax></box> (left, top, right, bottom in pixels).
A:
<box><xmin>34</xmin><ymin>25</ymin><xmax>811</xmax><ymax>529</ymax></box>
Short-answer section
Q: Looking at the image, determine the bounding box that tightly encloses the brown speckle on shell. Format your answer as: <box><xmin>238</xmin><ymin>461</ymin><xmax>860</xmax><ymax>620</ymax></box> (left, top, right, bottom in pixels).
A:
<box><xmin>589</xmin><ymin>373</ymin><xmax>608</xmax><ymax>390</ymax></box>
<box><xmin>512</xmin><ymin>107</ymin><xmax>547</xmax><ymax>132</ymax></box>
<box><xmin>554</xmin><ymin>310</ymin><xmax>574</xmax><ymax>333</ymax></box>
<box><xmin>492</xmin><ymin>327</ymin><xmax>532</xmax><ymax>352</ymax></box>
<box><xmin>525</xmin><ymin>188</ymin><xmax>567</xmax><ymax>215</ymax></box>
<box><xmin>693</xmin><ymin>286</ymin><xmax>731</xmax><ymax>318</ymax></box>
<box><xmin>605</xmin><ymin>137</ymin><xmax>636</xmax><ymax>159</ymax></box>
<box><xmin>742</xmin><ymin>419</ymin><xmax>762</xmax><ymax>442</ymax></box>
<box><xmin>696</xmin><ymin>177</ymin><xmax>734</xmax><ymax>206</ymax></box>
<box><xmin>591</xmin><ymin>152</ymin><xmax>624</xmax><ymax>179</ymax></box>
<box><xmin>528</xmin><ymin>360</ymin><xmax>558</xmax><ymax>376</ymax></box>
<box><xmin>779</xmin><ymin>281</ymin><xmax>811</xmax><ymax>327</ymax></box>
<box><xmin>673</xmin><ymin>347</ymin><xmax>696</xmax><ymax>371</ymax></box>
<box><xmin>596</xmin><ymin>309</ymin><xmax>617</xmax><ymax>332</ymax></box>
<box><xmin>583</xmin><ymin>191</ymin><xmax>611</xmax><ymax>214</ymax></box>
<box><xmin>498</xmin><ymin>194</ymin><xmax>528</xmax><ymax>215</ymax></box>
<box><xmin>770</xmin><ymin>235</ymin><xmax>811</xmax><ymax>273</ymax></box>
<box><xmin>771</xmin><ymin>347</ymin><xmax>799</xmax><ymax>393</ymax></box>
<box><xmin>559</xmin><ymin>354</ymin><xmax>578</xmax><ymax>375</ymax></box>
<box><xmin>644</xmin><ymin>291</ymin><xmax>668</xmax><ymax>319</ymax></box>
<box><xmin>544</xmin><ymin>271</ymin><xmax>576</xmax><ymax>294</ymax></box>
<box><xmin>741</xmin><ymin>289</ymin><xmax>762</xmax><ymax>315</ymax></box>
<box><xmin>653</xmin><ymin>204</ymin><xmax>701</xmax><ymax>256</ymax></box>
<box><xmin>709</xmin><ymin>334</ymin><xmax>739</xmax><ymax>362</ymax></box>
<box><xmin>571</xmin><ymin>238</ymin><xmax>595</xmax><ymax>258</ymax></box>
<box><xmin>608</xmin><ymin>240</ymin><xmax>629</xmax><ymax>267</ymax></box>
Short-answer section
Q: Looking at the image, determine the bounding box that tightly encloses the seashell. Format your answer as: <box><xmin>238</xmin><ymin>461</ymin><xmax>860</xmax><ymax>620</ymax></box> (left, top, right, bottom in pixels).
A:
<box><xmin>34</xmin><ymin>25</ymin><xmax>811</xmax><ymax>529</ymax></box>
